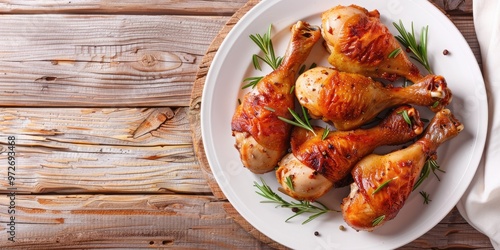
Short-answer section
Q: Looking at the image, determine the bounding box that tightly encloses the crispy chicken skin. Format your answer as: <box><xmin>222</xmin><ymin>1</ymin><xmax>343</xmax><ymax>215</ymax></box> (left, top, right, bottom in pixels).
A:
<box><xmin>342</xmin><ymin>109</ymin><xmax>463</xmax><ymax>231</ymax></box>
<box><xmin>296</xmin><ymin>67</ymin><xmax>452</xmax><ymax>130</ymax></box>
<box><xmin>231</xmin><ymin>21</ymin><xmax>321</xmax><ymax>174</ymax></box>
<box><xmin>321</xmin><ymin>5</ymin><xmax>422</xmax><ymax>82</ymax></box>
<box><xmin>276</xmin><ymin>105</ymin><xmax>424</xmax><ymax>201</ymax></box>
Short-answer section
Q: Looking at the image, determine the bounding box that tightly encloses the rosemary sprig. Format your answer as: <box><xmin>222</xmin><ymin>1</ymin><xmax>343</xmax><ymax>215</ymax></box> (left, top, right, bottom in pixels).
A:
<box><xmin>372</xmin><ymin>215</ymin><xmax>385</xmax><ymax>226</ymax></box>
<box><xmin>419</xmin><ymin>191</ymin><xmax>432</xmax><ymax>204</ymax></box>
<box><xmin>254</xmin><ymin>178</ymin><xmax>335</xmax><ymax>224</ymax></box>
<box><xmin>242</xmin><ymin>25</ymin><xmax>283</xmax><ymax>89</ymax></box>
<box><xmin>393</xmin><ymin>20</ymin><xmax>433</xmax><ymax>74</ymax></box>
<box><xmin>249</xmin><ymin>25</ymin><xmax>283</xmax><ymax>71</ymax></box>
<box><xmin>278</xmin><ymin>106</ymin><xmax>316</xmax><ymax>135</ymax></box>
<box><xmin>413</xmin><ymin>159</ymin><xmax>445</xmax><ymax>191</ymax></box>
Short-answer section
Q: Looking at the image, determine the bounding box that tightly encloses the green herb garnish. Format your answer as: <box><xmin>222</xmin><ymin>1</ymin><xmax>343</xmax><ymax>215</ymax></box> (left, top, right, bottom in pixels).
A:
<box><xmin>393</xmin><ymin>20</ymin><xmax>433</xmax><ymax>74</ymax></box>
<box><xmin>388</xmin><ymin>48</ymin><xmax>402</xmax><ymax>58</ymax></box>
<box><xmin>242</xmin><ymin>76</ymin><xmax>263</xmax><ymax>89</ymax></box>
<box><xmin>249</xmin><ymin>25</ymin><xmax>283</xmax><ymax>71</ymax></box>
<box><xmin>419</xmin><ymin>191</ymin><xmax>432</xmax><ymax>204</ymax></box>
<box><xmin>398</xmin><ymin>110</ymin><xmax>412</xmax><ymax>126</ymax></box>
<box><xmin>278</xmin><ymin>106</ymin><xmax>316</xmax><ymax>135</ymax></box>
<box><xmin>372</xmin><ymin>215</ymin><xmax>386</xmax><ymax>226</ymax></box>
<box><xmin>254</xmin><ymin>178</ymin><xmax>335</xmax><ymax>224</ymax></box>
<box><xmin>242</xmin><ymin>25</ymin><xmax>283</xmax><ymax>89</ymax></box>
<box><xmin>285</xmin><ymin>175</ymin><xmax>294</xmax><ymax>191</ymax></box>
<box><xmin>321</xmin><ymin>127</ymin><xmax>331</xmax><ymax>141</ymax></box>
<box><xmin>372</xmin><ymin>178</ymin><xmax>394</xmax><ymax>195</ymax></box>
<box><xmin>431</xmin><ymin>101</ymin><xmax>440</xmax><ymax>109</ymax></box>
<box><xmin>413</xmin><ymin>159</ymin><xmax>445</xmax><ymax>191</ymax></box>
<box><xmin>264</xmin><ymin>106</ymin><xmax>275</xmax><ymax>112</ymax></box>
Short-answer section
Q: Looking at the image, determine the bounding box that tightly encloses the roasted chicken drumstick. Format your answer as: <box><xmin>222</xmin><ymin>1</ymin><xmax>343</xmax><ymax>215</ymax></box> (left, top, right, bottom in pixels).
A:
<box><xmin>276</xmin><ymin>105</ymin><xmax>424</xmax><ymax>201</ymax></box>
<box><xmin>231</xmin><ymin>21</ymin><xmax>321</xmax><ymax>174</ymax></box>
<box><xmin>342</xmin><ymin>109</ymin><xmax>463</xmax><ymax>231</ymax></box>
<box><xmin>296</xmin><ymin>67</ymin><xmax>452</xmax><ymax>130</ymax></box>
<box><xmin>321</xmin><ymin>5</ymin><xmax>422</xmax><ymax>82</ymax></box>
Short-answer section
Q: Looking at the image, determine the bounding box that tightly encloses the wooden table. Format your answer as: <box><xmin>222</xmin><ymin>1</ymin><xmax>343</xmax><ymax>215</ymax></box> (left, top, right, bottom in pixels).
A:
<box><xmin>0</xmin><ymin>0</ymin><xmax>493</xmax><ymax>249</ymax></box>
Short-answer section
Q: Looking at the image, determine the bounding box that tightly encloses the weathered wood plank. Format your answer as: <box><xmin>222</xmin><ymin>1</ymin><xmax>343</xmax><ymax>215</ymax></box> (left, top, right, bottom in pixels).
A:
<box><xmin>0</xmin><ymin>107</ymin><xmax>210</xmax><ymax>194</ymax></box>
<box><xmin>0</xmin><ymin>14</ymin><xmax>228</xmax><ymax>107</ymax></box>
<box><xmin>0</xmin><ymin>0</ymin><xmax>248</xmax><ymax>15</ymax></box>
<box><xmin>0</xmin><ymin>194</ymin><xmax>491</xmax><ymax>249</ymax></box>
<box><xmin>0</xmin><ymin>0</ymin><xmax>473</xmax><ymax>15</ymax></box>
<box><xmin>0</xmin><ymin>194</ymin><xmax>273</xmax><ymax>249</ymax></box>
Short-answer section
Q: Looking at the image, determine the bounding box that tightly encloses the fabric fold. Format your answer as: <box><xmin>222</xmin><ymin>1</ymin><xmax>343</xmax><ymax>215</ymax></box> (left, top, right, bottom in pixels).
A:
<box><xmin>457</xmin><ymin>0</ymin><xmax>500</xmax><ymax>249</ymax></box>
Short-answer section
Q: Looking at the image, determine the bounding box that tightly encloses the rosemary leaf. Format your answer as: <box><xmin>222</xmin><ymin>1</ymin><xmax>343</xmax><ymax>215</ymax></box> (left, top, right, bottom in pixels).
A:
<box><xmin>285</xmin><ymin>175</ymin><xmax>294</xmax><ymax>191</ymax></box>
<box><xmin>298</xmin><ymin>64</ymin><xmax>306</xmax><ymax>75</ymax></box>
<box><xmin>372</xmin><ymin>215</ymin><xmax>386</xmax><ymax>226</ymax></box>
<box><xmin>431</xmin><ymin>101</ymin><xmax>440</xmax><ymax>108</ymax></box>
<box><xmin>388</xmin><ymin>48</ymin><xmax>402</xmax><ymax>58</ymax></box>
<box><xmin>302</xmin><ymin>210</ymin><xmax>328</xmax><ymax>225</ymax></box>
<box><xmin>242</xmin><ymin>76</ymin><xmax>263</xmax><ymax>89</ymax></box>
<box><xmin>301</xmin><ymin>106</ymin><xmax>313</xmax><ymax>129</ymax></box>
<box><xmin>264</xmin><ymin>106</ymin><xmax>275</xmax><ymax>112</ymax></box>
<box><xmin>372</xmin><ymin>178</ymin><xmax>393</xmax><ymax>195</ymax></box>
<box><xmin>251</xmin><ymin>54</ymin><xmax>261</xmax><ymax>71</ymax></box>
<box><xmin>321</xmin><ymin>127</ymin><xmax>331</xmax><ymax>140</ymax></box>
<box><xmin>398</xmin><ymin>110</ymin><xmax>412</xmax><ymax>126</ymax></box>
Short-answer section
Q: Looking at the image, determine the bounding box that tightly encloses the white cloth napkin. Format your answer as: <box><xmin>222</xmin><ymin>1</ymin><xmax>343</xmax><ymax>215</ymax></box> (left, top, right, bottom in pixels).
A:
<box><xmin>457</xmin><ymin>0</ymin><xmax>500</xmax><ymax>249</ymax></box>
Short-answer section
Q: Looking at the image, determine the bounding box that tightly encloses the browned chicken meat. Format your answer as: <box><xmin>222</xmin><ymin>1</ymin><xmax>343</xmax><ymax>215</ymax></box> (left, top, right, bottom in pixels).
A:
<box><xmin>321</xmin><ymin>5</ymin><xmax>422</xmax><ymax>82</ymax></box>
<box><xmin>276</xmin><ymin>105</ymin><xmax>424</xmax><ymax>201</ymax></box>
<box><xmin>342</xmin><ymin>109</ymin><xmax>463</xmax><ymax>231</ymax></box>
<box><xmin>231</xmin><ymin>21</ymin><xmax>321</xmax><ymax>174</ymax></box>
<box><xmin>296</xmin><ymin>67</ymin><xmax>452</xmax><ymax>130</ymax></box>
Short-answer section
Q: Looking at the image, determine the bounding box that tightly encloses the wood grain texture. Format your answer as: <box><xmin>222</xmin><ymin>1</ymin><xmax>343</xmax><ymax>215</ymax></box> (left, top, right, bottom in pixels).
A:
<box><xmin>0</xmin><ymin>194</ymin><xmax>273</xmax><ymax>249</ymax></box>
<box><xmin>0</xmin><ymin>107</ymin><xmax>210</xmax><ymax>194</ymax></box>
<box><xmin>189</xmin><ymin>0</ymin><xmax>260</xmax><ymax>201</ymax></box>
<box><xmin>0</xmin><ymin>0</ymin><xmax>248</xmax><ymax>15</ymax></box>
<box><xmin>0</xmin><ymin>14</ymin><xmax>228</xmax><ymax>107</ymax></box>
